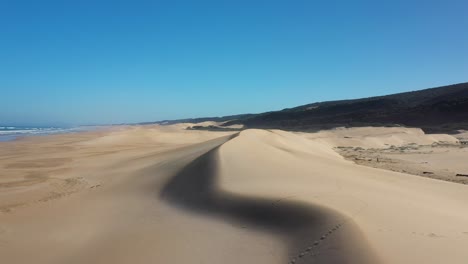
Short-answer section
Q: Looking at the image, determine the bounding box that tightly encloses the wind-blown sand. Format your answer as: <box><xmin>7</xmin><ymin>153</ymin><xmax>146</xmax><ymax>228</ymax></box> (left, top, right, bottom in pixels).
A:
<box><xmin>1</xmin><ymin>125</ymin><xmax>467</xmax><ymax>263</ymax></box>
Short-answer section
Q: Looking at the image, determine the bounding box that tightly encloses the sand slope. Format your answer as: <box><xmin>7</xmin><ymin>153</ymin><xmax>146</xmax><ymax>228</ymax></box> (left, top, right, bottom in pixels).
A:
<box><xmin>1</xmin><ymin>126</ymin><xmax>467</xmax><ymax>263</ymax></box>
<box><xmin>219</xmin><ymin>129</ymin><xmax>468</xmax><ymax>263</ymax></box>
<box><xmin>303</xmin><ymin>127</ymin><xmax>459</xmax><ymax>149</ymax></box>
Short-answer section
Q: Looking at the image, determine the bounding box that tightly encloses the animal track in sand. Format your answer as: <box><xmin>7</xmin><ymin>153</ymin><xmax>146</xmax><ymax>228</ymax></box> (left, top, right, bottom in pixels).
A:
<box><xmin>161</xmin><ymin>133</ymin><xmax>378</xmax><ymax>264</ymax></box>
<box><xmin>288</xmin><ymin>223</ymin><xmax>344</xmax><ymax>263</ymax></box>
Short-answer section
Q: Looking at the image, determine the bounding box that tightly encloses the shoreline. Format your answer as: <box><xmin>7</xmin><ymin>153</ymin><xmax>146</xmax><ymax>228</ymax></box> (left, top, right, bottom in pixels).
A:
<box><xmin>0</xmin><ymin>126</ymin><xmax>106</xmax><ymax>142</ymax></box>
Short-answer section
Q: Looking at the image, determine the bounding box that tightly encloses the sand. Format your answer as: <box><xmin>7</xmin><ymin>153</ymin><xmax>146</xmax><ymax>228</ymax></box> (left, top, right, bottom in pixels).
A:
<box><xmin>317</xmin><ymin>127</ymin><xmax>468</xmax><ymax>184</ymax></box>
<box><xmin>1</xmin><ymin>125</ymin><xmax>467</xmax><ymax>263</ymax></box>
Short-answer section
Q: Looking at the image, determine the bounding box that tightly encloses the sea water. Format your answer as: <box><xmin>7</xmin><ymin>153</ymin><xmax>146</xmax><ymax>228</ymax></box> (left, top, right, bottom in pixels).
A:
<box><xmin>0</xmin><ymin>126</ymin><xmax>96</xmax><ymax>142</ymax></box>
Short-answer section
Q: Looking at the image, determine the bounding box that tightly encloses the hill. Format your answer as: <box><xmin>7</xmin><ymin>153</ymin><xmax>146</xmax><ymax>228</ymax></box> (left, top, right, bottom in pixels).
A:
<box><xmin>223</xmin><ymin>82</ymin><xmax>468</xmax><ymax>133</ymax></box>
<box><xmin>142</xmin><ymin>82</ymin><xmax>468</xmax><ymax>133</ymax></box>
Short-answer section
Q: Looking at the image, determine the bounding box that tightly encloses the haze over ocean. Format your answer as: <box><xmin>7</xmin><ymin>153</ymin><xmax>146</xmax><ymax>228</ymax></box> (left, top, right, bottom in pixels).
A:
<box><xmin>1</xmin><ymin>0</ymin><xmax>467</xmax><ymax>126</ymax></box>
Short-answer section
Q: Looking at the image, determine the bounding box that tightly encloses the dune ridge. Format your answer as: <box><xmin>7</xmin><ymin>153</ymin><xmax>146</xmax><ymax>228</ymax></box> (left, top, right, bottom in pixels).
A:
<box><xmin>161</xmin><ymin>133</ymin><xmax>379</xmax><ymax>264</ymax></box>
<box><xmin>217</xmin><ymin>129</ymin><xmax>468</xmax><ymax>264</ymax></box>
<box><xmin>1</xmin><ymin>125</ymin><xmax>468</xmax><ymax>263</ymax></box>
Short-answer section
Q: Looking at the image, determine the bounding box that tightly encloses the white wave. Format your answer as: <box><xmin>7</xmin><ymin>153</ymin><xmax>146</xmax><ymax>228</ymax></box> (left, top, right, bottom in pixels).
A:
<box><xmin>0</xmin><ymin>127</ymin><xmax>78</xmax><ymax>136</ymax></box>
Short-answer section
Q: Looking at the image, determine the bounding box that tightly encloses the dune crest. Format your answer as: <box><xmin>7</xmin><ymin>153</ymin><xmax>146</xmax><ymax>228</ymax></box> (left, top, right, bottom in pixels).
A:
<box><xmin>161</xmin><ymin>133</ymin><xmax>379</xmax><ymax>263</ymax></box>
<box><xmin>1</xmin><ymin>126</ymin><xmax>468</xmax><ymax>263</ymax></box>
<box><xmin>218</xmin><ymin>129</ymin><xmax>468</xmax><ymax>264</ymax></box>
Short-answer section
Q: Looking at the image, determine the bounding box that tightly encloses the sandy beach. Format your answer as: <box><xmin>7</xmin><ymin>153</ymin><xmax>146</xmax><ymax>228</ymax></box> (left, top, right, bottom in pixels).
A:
<box><xmin>1</xmin><ymin>125</ymin><xmax>468</xmax><ymax>264</ymax></box>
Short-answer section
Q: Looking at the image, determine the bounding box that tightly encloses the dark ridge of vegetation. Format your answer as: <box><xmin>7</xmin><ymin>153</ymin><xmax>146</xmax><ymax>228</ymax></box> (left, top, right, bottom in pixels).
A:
<box><xmin>187</xmin><ymin>125</ymin><xmax>242</xmax><ymax>132</ymax></box>
<box><xmin>225</xmin><ymin>82</ymin><xmax>468</xmax><ymax>133</ymax></box>
<box><xmin>144</xmin><ymin>82</ymin><xmax>468</xmax><ymax>133</ymax></box>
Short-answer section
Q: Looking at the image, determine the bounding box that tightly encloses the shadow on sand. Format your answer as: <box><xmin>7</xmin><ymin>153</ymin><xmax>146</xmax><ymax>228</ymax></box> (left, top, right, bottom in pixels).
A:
<box><xmin>160</xmin><ymin>134</ymin><xmax>378</xmax><ymax>263</ymax></box>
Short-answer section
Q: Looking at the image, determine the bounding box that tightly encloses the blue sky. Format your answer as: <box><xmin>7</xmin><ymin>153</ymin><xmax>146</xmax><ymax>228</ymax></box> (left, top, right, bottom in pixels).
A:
<box><xmin>1</xmin><ymin>0</ymin><xmax>467</xmax><ymax>126</ymax></box>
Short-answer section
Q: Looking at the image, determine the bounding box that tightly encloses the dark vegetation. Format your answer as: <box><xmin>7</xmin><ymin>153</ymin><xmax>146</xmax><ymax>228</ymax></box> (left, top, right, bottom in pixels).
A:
<box><xmin>148</xmin><ymin>82</ymin><xmax>468</xmax><ymax>133</ymax></box>
<box><xmin>187</xmin><ymin>125</ymin><xmax>241</xmax><ymax>131</ymax></box>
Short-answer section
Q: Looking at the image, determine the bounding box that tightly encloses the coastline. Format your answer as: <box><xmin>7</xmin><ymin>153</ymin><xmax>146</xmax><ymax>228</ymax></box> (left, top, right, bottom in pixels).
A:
<box><xmin>0</xmin><ymin>126</ymin><xmax>107</xmax><ymax>142</ymax></box>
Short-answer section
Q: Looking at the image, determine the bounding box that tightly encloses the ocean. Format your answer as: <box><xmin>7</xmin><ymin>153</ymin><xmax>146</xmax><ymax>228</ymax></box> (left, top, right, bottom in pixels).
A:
<box><xmin>0</xmin><ymin>126</ymin><xmax>96</xmax><ymax>142</ymax></box>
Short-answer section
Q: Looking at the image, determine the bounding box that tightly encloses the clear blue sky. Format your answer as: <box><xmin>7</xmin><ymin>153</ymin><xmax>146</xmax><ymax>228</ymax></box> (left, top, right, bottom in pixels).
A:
<box><xmin>1</xmin><ymin>0</ymin><xmax>467</xmax><ymax>126</ymax></box>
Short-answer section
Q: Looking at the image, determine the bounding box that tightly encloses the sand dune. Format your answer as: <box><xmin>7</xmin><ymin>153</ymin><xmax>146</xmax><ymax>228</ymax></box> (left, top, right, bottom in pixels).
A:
<box><xmin>302</xmin><ymin>127</ymin><xmax>459</xmax><ymax>149</ymax></box>
<box><xmin>161</xmin><ymin>133</ymin><xmax>378</xmax><ymax>263</ymax></box>
<box><xmin>1</xmin><ymin>126</ymin><xmax>467</xmax><ymax>263</ymax></box>
<box><xmin>219</xmin><ymin>129</ymin><xmax>468</xmax><ymax>263</ymax></box>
